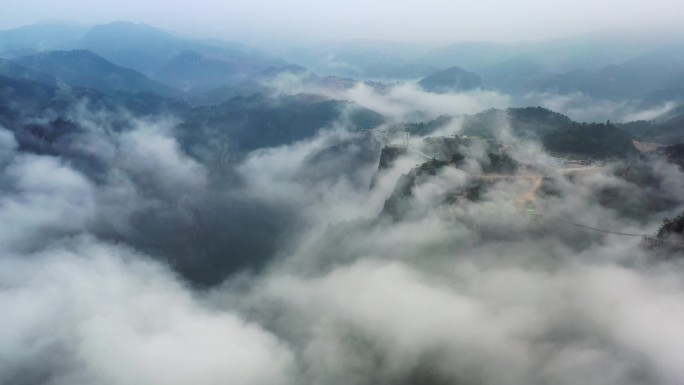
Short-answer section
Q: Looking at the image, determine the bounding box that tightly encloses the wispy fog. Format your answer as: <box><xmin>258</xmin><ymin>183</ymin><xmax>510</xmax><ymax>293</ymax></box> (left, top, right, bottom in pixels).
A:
<box><xmin>2</xmin><ymin>79</ymin><xmax>684</xmax><ymax>384</ymax></box>
<box><xmin>3</xmin><ymin>1</ymin><xmax>684</xmax><ymax>381</ymax></box>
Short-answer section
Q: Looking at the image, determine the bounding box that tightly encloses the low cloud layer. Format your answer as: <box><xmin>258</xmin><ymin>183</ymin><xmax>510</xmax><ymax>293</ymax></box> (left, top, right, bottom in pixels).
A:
<box><xmin>2</xmin><ymin>83</ymin><xmax>684</xmax><ymax>385</ymax></box>
<box><xmin>1</xmin><ymin>238</ymin><xmax>295</xmax><ymax>385</ymax></box>
<box><xmin>264</xmin><ymin>75</ymin><xmax>511</xmax><ymax>123</ymax></box>
<box><xmin>266</xmin><ymin>73</ymin><xmax>683</xmax><ymax>126</ymax></box>
<box><xmin>524</xmin><ymin>92</ymin><xmax>677</xmax><ymax>123</ymax></box>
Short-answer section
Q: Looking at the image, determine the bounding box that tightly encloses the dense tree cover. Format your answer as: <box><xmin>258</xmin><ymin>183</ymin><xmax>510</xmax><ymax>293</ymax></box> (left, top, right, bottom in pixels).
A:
<box><xmin>380</xmin><ymin>138</ymin><xmax>518</xmax><ymax>220</ymax></box>
<box><xmin>457</xmin><ymin>107</ymin><xmax>636</xmax><ymax>158</ymax></box>
<box><xmin>176</xmin><ymin>93</ymin><xmax>384</xmax><ymax>159</ymax></box>
<box><xmin>399</xmin><ymin>107</ymin><xmax>575</xmax><ymax>139</ymax></box>
<box><xmin>0</xmin><ymin>75</ymin><xmax>386</xmax><ymax>286</ymax></box>
<box><xmin>618</xmin><ymin>111</ymin><xmax>684</xmax><ymax>145</ymax></box>
<box><xmin>460</xmin><ymin>106</ymin><xmax>574</xmax><ymax>138</ymax></box>
<box><xmin>420</xmin><ymin>136</ymin><xmax>518</xmax><ymax>173</ymax></box>
<box><xmin>0</xmin><ymin>75</ymin><xmax>188</xmax><ymax>145</ymax></box>
<box><xmin>5</xmin><ymin>21</ymin><xmax>684</xmax><ymax>288</ymax></box>
<box><xmin>542</xmin><ymin>122</ymin><xmax>636</xmax><ymax>157</ymax></box>
<box><xmin>404</xmin><ymin>115</ymin><xmax>452</xmax><ymax>136</ymax></box>
<box><xmin>0</xmin><ymin>74</ymin><xmax>383</xmax><ymax>160</ymax></box>
<box><xmin>398</xmin><ymin>107</ymin><xmax>637</xmax><ymax>158</ymax></box>
<box><xmin>658</xmin><ymin>211</ymin><xmax>684</xmax><ymax>239</ymax></box>
<box><xmin>507</xmin><ymin>106</ymin><xmax>574</xmax><ymax>132</ymax></box>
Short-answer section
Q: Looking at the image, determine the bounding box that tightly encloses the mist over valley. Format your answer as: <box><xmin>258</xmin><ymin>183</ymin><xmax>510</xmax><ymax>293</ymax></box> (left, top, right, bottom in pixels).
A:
<box><xmin>3</xmin><ymin>9</ymin><xmax>684</xmax><ymax>385</ymax></box>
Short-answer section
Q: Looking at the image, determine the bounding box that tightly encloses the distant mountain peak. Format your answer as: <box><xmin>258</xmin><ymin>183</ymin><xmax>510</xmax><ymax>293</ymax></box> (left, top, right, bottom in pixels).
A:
<box><xmin>82</xmin><ymin>21</ymin><xmax>182</xmax><ymax>52</ymax></box>
<box><xmin>418</xmin><ymin>66</ymin><xmax>483</xmax><ymax>93</ymax></box>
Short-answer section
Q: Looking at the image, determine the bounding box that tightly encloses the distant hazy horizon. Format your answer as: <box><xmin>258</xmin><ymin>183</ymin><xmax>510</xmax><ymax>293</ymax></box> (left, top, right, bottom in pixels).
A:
<box><xmin>3</xmin><ymin>0</ymin><xmax>684</xmax><ymax>45</ymax></box>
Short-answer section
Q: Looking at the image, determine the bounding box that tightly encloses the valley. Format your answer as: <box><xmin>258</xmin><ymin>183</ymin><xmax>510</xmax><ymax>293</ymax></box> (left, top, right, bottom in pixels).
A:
<box><xmin>2</xmin><ymin>13</ymin><xmax>684</xmax><ymax>385</ymax></box>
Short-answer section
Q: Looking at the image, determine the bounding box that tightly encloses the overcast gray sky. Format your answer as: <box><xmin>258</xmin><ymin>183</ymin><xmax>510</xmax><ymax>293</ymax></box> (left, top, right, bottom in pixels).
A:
<box><xmin>2</xmin><ymin>0</ymin><xmax>684</xmax><ymax>43</ymax></box>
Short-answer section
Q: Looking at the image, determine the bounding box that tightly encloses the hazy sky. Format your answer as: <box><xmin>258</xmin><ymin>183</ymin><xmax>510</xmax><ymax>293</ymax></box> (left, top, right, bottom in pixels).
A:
<box><xmin>3</xmin><ymin>0</ymin><xmax>684</xmax><ymax>43</ymax></box>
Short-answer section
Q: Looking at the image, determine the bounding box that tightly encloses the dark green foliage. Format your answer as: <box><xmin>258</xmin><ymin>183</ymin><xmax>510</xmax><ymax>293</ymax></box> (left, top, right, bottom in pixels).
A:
<box><xmin>616</xmin><ymin>120</ymin><xmax>656</xmax><ymax>140</ymax></box>
<box><xmin>124</xmin><ymin>197</ymin><xmax>293</xmax><ymax>286</ymax></box>
<box><xmin>542</xmin><ymin>122</ymin><xmax>636</xmax><ymax>158</ymax></box>
<box><xmin>423</xmin><ymin>136</ymin><xmax>466</xmax><ymax>161</ymax></box>
<box><xmin>177</xmin><ymin>93</ymin><xmax>384</xmax><ymax>157</ymax></box>
<box><xmin>405</xmin><ymin>115</ymin><xmax>453</xmax><ymax>136</ymax></box>
<box><xmin>414</xmin><ymin>159</ymin><xmax>450</xmax><ymax>176</ymax></box>
<box><xmin>455</xmin><ymin>107</ymin><xmax>634</xmax><ymax>158</ymax></box>
<box><xmin>485</xmin><ymin>149</ymin><xmax>518</xmax><ymax>173</ymax></box>
<box><xmin>618</xmin><ymin>112</ymin><xmax>684</xmax><ymax>145</ymax></box>
<box><xmin>0</xmin><ymin>75</ymin><xmax>187</xmax><ymax>121</ymax></box>
<box><xmin>659</xmin><ymin>143</ymin><xmax>684</xmax><ymax>168</ymax></box>
<box><xmin>658</xmin><ymin>212</ymin><xmax>684</xmax><ymax>239</ymax></box>
<box><xmin>591</xmin><ymin>160</ymin><xmax>683</xmax><ymax>219</ymax></box>
<box><xmin>461</xmin><ymin>106</ymin><xmax>573</xmax><ymax>138</ymax></box>
<box><xmin>14</xmin><ymin>117</ymin><xmax>82</xmax><ymax>155</ymax></box>
<box><xmin>379</xmin><ymin>138</ymin><xmax>518</xmax><ymax>219</ymax></box>
<box><xmin>0</xmin><ymin>73</ymin><xmax>389</xmax><ymax>286</ymax></box>
<box><xmin>421</xmin><ymin>136</ymin><xmax>518</xmax><ymax>173</ymax></box>
<box><xmin>0</xmin><ymin>75</ymin><xmax>191</xmax><ymax>164</ymax></box>
<box><xmin>0</xmin><ymin>73</ymin><xmax>384</xmax><ymax>162</ymax></box>
<box><xmin>506</xmin><ymin>106</ymin><xmax>574</xmax><ymax>134</ymax></box>
<box><xmin>464</xmin><ymin>180</ymin><xmax>488</xmax><ymax>201</ymax></box>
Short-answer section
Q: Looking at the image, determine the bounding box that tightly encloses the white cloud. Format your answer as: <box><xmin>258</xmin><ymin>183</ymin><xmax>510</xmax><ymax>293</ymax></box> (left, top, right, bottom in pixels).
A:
<box><xmin>0</xmin><ymin>238</ymin><xmax>295</xmax><ymax>385</ymax></box>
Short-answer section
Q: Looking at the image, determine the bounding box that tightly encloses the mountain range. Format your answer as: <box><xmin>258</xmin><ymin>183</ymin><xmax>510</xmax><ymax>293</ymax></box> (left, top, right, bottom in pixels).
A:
<box><xmin>1</xmin><ymin>20</ymin><xmax>684</xmax><ymax>149</ymax></box>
